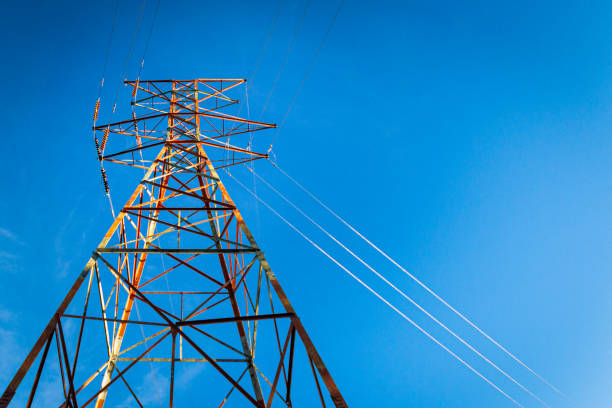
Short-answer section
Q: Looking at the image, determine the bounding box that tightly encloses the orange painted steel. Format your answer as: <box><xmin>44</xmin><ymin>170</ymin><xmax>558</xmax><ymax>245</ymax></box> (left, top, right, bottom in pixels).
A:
<box><xmin>0</xmin><ymin>79</ymin><xmax>347</xmax><ymax>408</ymax></box>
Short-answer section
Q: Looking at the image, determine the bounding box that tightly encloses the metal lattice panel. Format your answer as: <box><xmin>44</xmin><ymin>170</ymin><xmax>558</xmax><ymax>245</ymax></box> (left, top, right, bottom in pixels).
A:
<box><xmin>1</xmin><ymin>79</ymin><xmax>346</xmax><ymax>408</ymax></box>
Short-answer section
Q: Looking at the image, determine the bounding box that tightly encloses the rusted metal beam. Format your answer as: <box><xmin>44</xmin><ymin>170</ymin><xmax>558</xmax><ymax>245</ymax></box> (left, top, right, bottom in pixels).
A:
<box><xmin>96</xmin><ymin>248</ymin><xmax>258</xmax><ymax>254</ymax></box>
<box><xmin>94</xmin><ymin>112</ymin><xmax>275</xmax><ymax>131</ymax></box>
<box><xmin>97</xmin><ymin>252</ymin><xmax>262</xmax><ymax>407</ymax></box>
<box><xmin>266</xmin><ymin>325</ymin><xmax>293</xmax><ymax>408</ymax></box>
<box><xmin>178</xmin><ymin>312</ymin><xmax>294</xmax><ymax>326</ymax></box>
<box><xmin>25</xmin><ymin>333</ymin><xmax>53</xmax><ymax>408</ymax></box>
<box><xmin>202</xmin><ymin>145</ymin><xmax>349</xmax><ymax>408</ymax></box>
<box><xmin>5</xmin><ymin>78</ymin><xmax>347</xmax><ymax>408</ymax></box>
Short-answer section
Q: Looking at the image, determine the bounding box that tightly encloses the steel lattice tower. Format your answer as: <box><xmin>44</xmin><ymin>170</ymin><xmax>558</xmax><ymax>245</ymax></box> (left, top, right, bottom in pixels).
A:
<box><xmin>0</xmin><ymin>79</ymin><xmax>347</xmax><ymax>408</ymax></box>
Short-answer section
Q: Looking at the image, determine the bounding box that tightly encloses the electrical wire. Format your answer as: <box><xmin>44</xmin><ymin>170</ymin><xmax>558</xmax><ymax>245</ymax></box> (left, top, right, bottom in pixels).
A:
<box><xmin>270</xmin><ymin>161</ymin><xmax>572</xmax><ymax>404</ymax></box>
<box><xmin>258</xmin><ymin>0</ymin><xmax>311</xmax><ymax>120</ymax></box>
<box><xmin>96</xmin><ymin>0</ymin><xmax>120</xmax><ymax>101</ymax></box>
<box><xmin>226</xmin><ymin>171</ymin><xmax>525</xmax><ymax>408</ymax></box>
<box><xmin>94</xmin><ymin>2</ymin><xmax>165</xmax><ymax>401</ymax></box>
<box><xmin>249</xmin><ymin>0</ymin><xmax>287</xmax><ymax>88</ymax></box>
<box><xmin>92</xmin><ymin>0</ymin><xmax>123</xmax><ymax>219</ymax></box>
<box><xmin>130</xmin><ymin>0</ymin><xmax>161</xmax><ymax>168</ymax></box>
<box><xmin>135</xmin><ymin>0</ymin><xmax>161</xmax><ymax>82</ymax></box>
<box><xmin>228</xmin><ymin>0</ymin><xmax>287</xmax><ymax>126</ymax></box>
<box><xmin>267</xmin><ymin>0</ymin><xmax>344</xmax><ymax>154</ymax></box>
<box><xmin>102</xmin><ymin>0</ymin><xmax>149</xmax><ymax>217</ymax></box>
<box><xmin>245</xmin><ymin>85</ymin><xmax>262</xmax><ymax>238</ymax></box>
<box><xmin>130</xmin><ymin>0</ymin><xmax>161</xmax><ymax>104</ymax></box>
<box><xmin>249</xmin><ymin>166</ymin><xmax>552</xmax><ymax>407</ymax></box>
<box><xmin>109</xmin><ymin>0</ymin><xmax>148</xmax><ymax>119</ymax></box>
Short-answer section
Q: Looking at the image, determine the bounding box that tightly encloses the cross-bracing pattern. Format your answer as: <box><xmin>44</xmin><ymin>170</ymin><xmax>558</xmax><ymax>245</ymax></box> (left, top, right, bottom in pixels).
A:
<box><xmin>1</xmin><ymin>80</ymin><xmax>347</xmax><ymax>408</ymax></box>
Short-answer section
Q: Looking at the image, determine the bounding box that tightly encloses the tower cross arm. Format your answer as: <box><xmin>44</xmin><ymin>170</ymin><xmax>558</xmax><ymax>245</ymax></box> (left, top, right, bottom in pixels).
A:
<box><xmin>93</xmin><ymin>112</ymin><xmax>276</xmax><ymax>131</ymax></box>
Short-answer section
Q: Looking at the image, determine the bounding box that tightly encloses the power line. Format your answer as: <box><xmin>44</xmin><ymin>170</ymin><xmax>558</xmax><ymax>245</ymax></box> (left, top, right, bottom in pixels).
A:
<box><xmin>249</xmin><ymin>0</ymin><xmax>287</xmax><ymax>88</ymax></box>
<box><xmin>267</xmin><ymin>0</ymin><xmax>345</xmax><ymax>154</ymax></box>
<box><xmin>98</xmin><ymin>0</ymin><xmax>148</xmax><ymax>218</ymax></box>
<box><xmin>226</xmin><ymin>0</ymin><xmax>286</xmax><ymax>135</ymax></box>
<box><xmin>258</xmin><ymin>0</ymin><xmax>311</xmax><ymax>120</ymax></box>
<box><xmin>91</xmin><ymin>0</ymin><xmax>120</xmax><ymax>217</ymax></box>
<box><xmin>131</xmin><ymin>0</ymin><xmax>161</xmax><ymax>164</ymax></box>
<box><xmin>226</xmin><ymin>171</ymin><xmax>525</xmax><ymax>408</ymax></box>
<box><xmin>96</xmin><ymin>0</ymin><xmax>120</xmax><ymax>100</ymax></box>
<box><xmin>245</xmin><ymin>83</ymin><xmax>262</xmax><ymax>239</ymax></box>
<box><xmin>270</xmin><ymin>161</ymin><xmax>573</xmax><ymax>404</ymax></box>
<box><xmin>134</xmin><ymin>0</ymin><xmax>161</xmax><ymax>83</ymax></box>
<box><xmin>248</xmin><ymin>166</ymin><xmax>551</xmax><ymax>407</ymax></box>
<box><xmin>109</xmin><ymin>0</ymin><xmax>148</xmax><ymax>119</ymax></box>
<box><xmin>95</xmin><ymin>4</ymin><xmax>166</xmax><ymax>402</ymax></box>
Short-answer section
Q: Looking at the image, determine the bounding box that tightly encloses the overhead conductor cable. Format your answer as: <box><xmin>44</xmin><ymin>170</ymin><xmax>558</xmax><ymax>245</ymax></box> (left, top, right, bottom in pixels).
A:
<box><xmin>258</xmin><ymin>0</ymin><xmax>311</xmax><ymax>120</ymax></box>
<box><xmin>131</xmin><ymin>0</ymin><xmax>161</xmax><ymax>104</ymax></box>
<box><xmin>94</xmin><ymin>1</ymin><xmax>165</xmax><ymax>399</ymax></box>
<box><xmin>227</xmin><ymin>171</ymin><xmax>525</xmax><ymax>408</ymax></box>
<box><xmin>225</xmin><ymin>0</ymin><xmax>286</xmax><ymax>134</ymax></box>
<box><xmin>249</xmin><ymin>0</ymin><xmax>287</xmax><ymax>87</ymax></box>
<box><xmin>95</xmin><ymin>0</ymin><xmax>120</xmax><ymax>102</ymax></box>
<box><xmin>267</xmin><ymin>0</ymin><xmax>345</xmax><ymax>154</ymax></box>
<box><xmin>92</xmin><ymin>0</ymin><xmax>120</xmax><ymax>214</ymax></box>
<box><xmin>270</xmin><ymin>162</ymin><xmax>571</xmax><ymax>403</ymax></box>
<box><xmin>249</xmin><ymin>167</ymin><xmax>551</xmax><ymax>408</ymax></box>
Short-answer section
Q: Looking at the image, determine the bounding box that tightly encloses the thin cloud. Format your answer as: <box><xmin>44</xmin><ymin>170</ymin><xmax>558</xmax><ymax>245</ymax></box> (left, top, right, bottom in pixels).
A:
<box><xmin>55</xmin><ymin>259</ymin><xmax>72</xmax><ymax>279</ymax></box>
<box><xmin>0</xmin><ymin>328</ymin><xmax>24</xmax><ymax>384</ymax></box>
<box><xmin>176</xmin><ymin>364</ymin><xmax>205</xmax><ymax>390</ymax></box>
<box><xmin>0</xmin><ymin>306</ymin><xmax>13</xmax><ymax>323</ymax></box>
<box><xmin>0</xmin><ymin>227</ymin><xmax>25</xmax><ymax>246</ymax></box>
<box><xmin>117</xmin><ymin>366</ymin><xmax>169</xmax><ymax>407</ymax></box>
<box><xmin>0</xmin><ymin>251</ymin><xmax>20</xmax><ymax>274</ymax></box>
<box><xmin>0</xmin><ymin>251</ymin><xmax>16</xmax><ymax>259</ymax></box>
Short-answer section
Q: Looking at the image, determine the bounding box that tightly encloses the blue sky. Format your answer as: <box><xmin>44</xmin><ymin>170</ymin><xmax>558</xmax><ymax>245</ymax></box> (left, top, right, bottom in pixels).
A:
<box><xmin>1</xmin><ymin>0</ymin><xmax>611</xmax><ymax>406</ymax></box>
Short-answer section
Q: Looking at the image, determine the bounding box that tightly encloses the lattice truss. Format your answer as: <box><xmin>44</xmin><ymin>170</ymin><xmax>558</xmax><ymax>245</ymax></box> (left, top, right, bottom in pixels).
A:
<box><xmin>1</xmin><ymin>80</ymin><xmax>346</xmax><ymax>408</ymax></box>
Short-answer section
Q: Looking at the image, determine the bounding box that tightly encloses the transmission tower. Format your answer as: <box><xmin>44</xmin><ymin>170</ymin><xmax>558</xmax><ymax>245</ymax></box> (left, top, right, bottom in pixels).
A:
<box><xmin>0</xmin><ymin>79</ymin><xmax>347</xmax><ymax>408</ymax></box>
